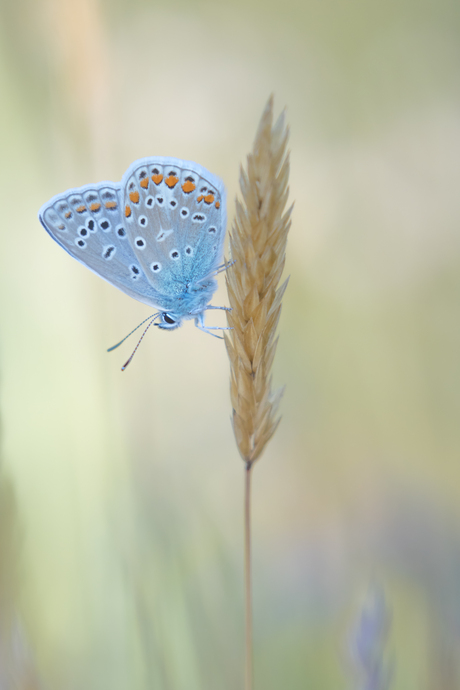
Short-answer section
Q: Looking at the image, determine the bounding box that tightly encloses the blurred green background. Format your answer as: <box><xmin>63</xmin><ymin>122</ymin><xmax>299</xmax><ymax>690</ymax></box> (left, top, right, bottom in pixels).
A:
<box><xmin>1</xmin><ymin>0</ymin><xmax>460</xmax><ymax>687</ymax></box>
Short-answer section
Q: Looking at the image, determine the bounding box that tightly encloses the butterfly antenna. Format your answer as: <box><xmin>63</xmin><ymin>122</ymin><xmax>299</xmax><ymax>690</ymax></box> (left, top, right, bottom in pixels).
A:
<box><xmin>107</xmin><ymin>314</ymin><xmax>159</xmax><ymax>352</ymax></box>
<box><xmin>121</xmin><ymin>316</ymin><xmax>158</xmax><ymax>371</ymax></box>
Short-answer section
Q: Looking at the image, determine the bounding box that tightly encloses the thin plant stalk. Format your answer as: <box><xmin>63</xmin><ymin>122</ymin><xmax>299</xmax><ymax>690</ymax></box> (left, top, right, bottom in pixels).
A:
<box><xmin>244</xmin><ymin>461</ymin><xmax>253</xmax><ymax>690</ymax></box>
<box><xmin>225</xmin><ymin>96</ymin><xmax>291</xmax><ymax>690</ymax></box>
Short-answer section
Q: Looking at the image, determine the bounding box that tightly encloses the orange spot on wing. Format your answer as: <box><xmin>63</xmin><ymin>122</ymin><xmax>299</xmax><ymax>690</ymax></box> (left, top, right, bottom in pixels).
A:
<box><xmin>140</xmin><ymin>178</ymin><xmax>149</xmax><ymax>189</ymax></box>
<box><xmin>125</xmin><ymin>205</ymin><xmax>132</xmax><ymax>218</ymax></box>
<box><xmin>129</xmin><ymin>191</ymin><xmax>140</xmax><ymax>204</ymax></box>
<box><xmin>105</xmin><ymin>201</ymin><xmax>117</xmax><ymax>209</ymax></box>
<box><xmin>215</xmin><ymin>201</ymin><xmax>220</xmax><ymax>209</ymax></box>
<box><xmin>65</xmin><ymin>211</ymin><xmax>71</xmax><ymax>218</ymax></box>
<box><xmin>76</xmin><ymin>205</ymin><xmax>86</xmax><ymax>213</ymax></box>
<box><xmin>181</xmin><ymin>180</ymin><xmax>196</xmax><ymax>193</ymax></box>
<box><xmin>197</xmin><ymin>195</ymin><xmax>204</xmax><ymax>203</ymax></box>
<box><xmin>204</xmin><ymin>194</ymin><xmax>215</xmax><ymax>205</ymax></box>
<box><xmin>90</xmin><ymin>202</ymin><xmax>101</xmax><ymax>212</ymax></box>
<box><xmin>165</xmin><ymin>175</ymin><xmax>179</xmax><ymax>188</ymax></box>
<box><xmin>152</xmin><ymin>174</ymin><xmax>163</xmax><ymax>185</ymax></box>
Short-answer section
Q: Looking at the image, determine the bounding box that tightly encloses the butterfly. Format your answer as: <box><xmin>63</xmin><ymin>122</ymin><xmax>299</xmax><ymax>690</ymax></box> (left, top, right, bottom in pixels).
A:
<box><xmin>39</xmin><ymin>157</ymin><xmax>232</xmax><ymax>355</ymax></box>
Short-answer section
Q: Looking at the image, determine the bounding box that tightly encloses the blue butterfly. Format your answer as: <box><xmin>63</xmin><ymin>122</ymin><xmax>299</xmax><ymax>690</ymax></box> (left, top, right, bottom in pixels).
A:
<box><xmin>39</xmin><ymin>157</ymin><xmax>231</xmax><ymax>360</ymax></box>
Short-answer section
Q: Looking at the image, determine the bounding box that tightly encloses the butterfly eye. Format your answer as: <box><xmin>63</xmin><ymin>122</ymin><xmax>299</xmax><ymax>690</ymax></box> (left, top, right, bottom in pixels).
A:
<box><xmin>164</xmin><ymin>314</ymin><xmax>175</xmax><ymax>324</ymax></box>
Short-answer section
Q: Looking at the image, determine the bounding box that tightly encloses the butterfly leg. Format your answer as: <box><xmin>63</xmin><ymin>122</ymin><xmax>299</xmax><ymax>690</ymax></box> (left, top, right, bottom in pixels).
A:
<box><xmin>204</xmin><ymin>305</ymin><xmax>232</xmax><ymax>312</ymax></box>
<box><xmin>194</xmin><ymin>312</ymin><xmax>233</xmax><ymax>339</ymax></box>
<box><xmin>211</xmin><ymin>260</ymin><xmax>236</xmax><ymax>276</ymax></box>
<box><xmin>196</xmin><ymin>327</ymin><xmax>225</xmax><ymax>340</ymax></box>
<box><xmin>198</xmin><ymin>261</ymin><xmax>236</xmax><ymax>283</ymax></box>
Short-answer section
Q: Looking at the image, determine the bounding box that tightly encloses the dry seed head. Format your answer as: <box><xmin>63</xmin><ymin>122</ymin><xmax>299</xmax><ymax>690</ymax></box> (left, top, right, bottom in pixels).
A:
<box><xmin>225</xmin><ymin>96</ymin><xmax>292</xmax><ymax>465</ymax></box>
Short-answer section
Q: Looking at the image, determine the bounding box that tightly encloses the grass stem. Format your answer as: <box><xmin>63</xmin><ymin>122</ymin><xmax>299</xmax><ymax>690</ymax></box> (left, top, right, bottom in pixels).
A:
<box><xmin>245</xmin><ymin>461</ymin><xmax>253</xmax><ymax>690</ymax></box>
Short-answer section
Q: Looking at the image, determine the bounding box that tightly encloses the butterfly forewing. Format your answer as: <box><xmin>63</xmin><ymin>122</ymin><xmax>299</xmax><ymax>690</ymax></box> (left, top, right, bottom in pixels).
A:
<box><xmin>39</xmin><ymin>182</ymin><xmax>167</xmax><ymax>308</ymax></box>
<box><xmin>122</xmin><ymin>157</ymin><xmax>226</xmax><ymax>295</ymax></box>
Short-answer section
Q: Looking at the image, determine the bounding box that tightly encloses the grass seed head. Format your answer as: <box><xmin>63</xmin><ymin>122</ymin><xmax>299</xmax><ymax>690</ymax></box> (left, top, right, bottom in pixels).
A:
<box><xmin>226</xmin><ymin>96</ymin><xmax>292</xmax><ymax>465</ymax></box>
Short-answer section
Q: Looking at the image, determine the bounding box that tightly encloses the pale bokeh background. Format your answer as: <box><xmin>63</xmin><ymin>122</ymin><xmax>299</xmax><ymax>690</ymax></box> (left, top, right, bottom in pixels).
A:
<box><xmin>1</xmin><ymin>0</ymin><xmax>460</xmax><ymax>688</ymax></box>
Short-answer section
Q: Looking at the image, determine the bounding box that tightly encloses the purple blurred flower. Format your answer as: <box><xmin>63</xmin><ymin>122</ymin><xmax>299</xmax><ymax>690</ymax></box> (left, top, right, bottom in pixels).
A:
<box><xmin>348</xmin><ymin>585</ymin><xmax>392</xmax><ymax>690</ymax></box>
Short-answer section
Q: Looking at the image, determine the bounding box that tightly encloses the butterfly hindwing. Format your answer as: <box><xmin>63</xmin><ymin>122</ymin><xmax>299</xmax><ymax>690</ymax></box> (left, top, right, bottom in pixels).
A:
<box><xmin>38</xmin><ymin>182</ymin><xmax>167</xmax><ymax>308</ymax></box>
<box><xmin>122</xmin><ymin>157</ymin><xmax>227</xmax><ymax>296</ymax></box>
